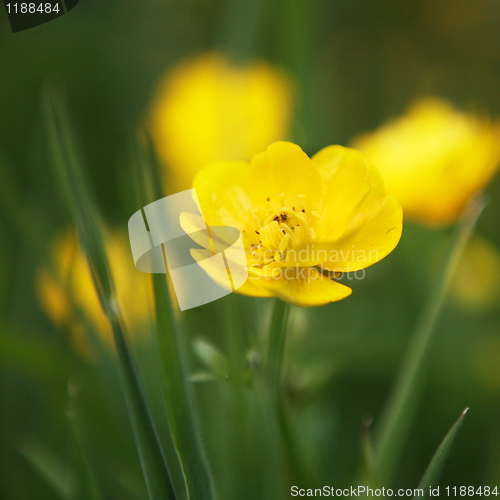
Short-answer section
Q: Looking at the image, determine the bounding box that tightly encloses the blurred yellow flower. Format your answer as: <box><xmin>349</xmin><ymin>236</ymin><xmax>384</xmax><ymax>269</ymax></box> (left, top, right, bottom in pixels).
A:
<box><xmin>351</xmin><ymin>97</ymin><xmax>500</xmax><ymax>226</ymax></box>
<box><xmin>182</xmin><ymin>141</ymin><xmax>403</xmax><ymax>307</ymax></box>
<box><xmin>37</xmin><ymin>230</ymin><xmax>152</xmax><ymax>355</ymax></box>
<box><xmin>149</xmin><ymin>52</ymin><xmax>294</xmax><ymax>192</ymax></box>
<box><xmin>450</xmin><ymin>235</ymin><xmax>500</xmax><ymax>310</ymax></box>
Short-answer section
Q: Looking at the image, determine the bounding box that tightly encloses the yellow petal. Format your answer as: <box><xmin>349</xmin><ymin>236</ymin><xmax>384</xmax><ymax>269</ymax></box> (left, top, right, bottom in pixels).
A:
<box><xmin>190</xmin><ymin>248</ymin><xmax>272</xmax><ymax>298</ymax></box>
<box><xmin>180</xmin><ymin>212</ymin><xmax>212</xmax><ymax>250</ymax></box>
<box><xmin>193</xmin><ymin>160</ymin><xmax>254</xmax><ymax>228</ymax></box>
<box><xmin>248</xmin><ymin>141</ymin><xmax>323</xmax><ymax>208</ymax></box>
<box><xmin>312</xmin><ymin>146</ymin><xmax>373</xmax><ymax>240</ymax></box>
<box><xmin>233</xmin><ymin>277</ymin><xmax>275</xmax><ymax>298</ymax></box>
<box><xmin>293</xmin><ymin>194</ymin><xmax>403</xmax><ymax>272</ymax></box>
<box><xmin>191</xmin><ymin>248</ymin><xmax>351</xmax><ymax>305</ymax></box>
<box><xmin>209</xmin><ymin>226</ymin><xmax>248</xmax><ymax>264</ymax></box>
<box><xmin>190</xmin><ymin>246</ymin><xmax>353</xmax><ymax>305</ymax></box>
<box><xmin>180</xmin><ymin>212</ymin><xmax>252</xmax><ymax>267</ymax></box>
<box><xmin>256</xmin><ymin>267</ymin><xmax>352</xmax><ymax>306</ymax></box>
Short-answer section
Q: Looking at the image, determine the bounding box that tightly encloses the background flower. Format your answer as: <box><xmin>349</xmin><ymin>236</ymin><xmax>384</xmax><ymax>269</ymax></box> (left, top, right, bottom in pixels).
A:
<box><xmin>37</xmin><ymin>229</ymin><xmax>152</xmax><ymax>355</ymax></box>
<box><xmin>149</xmin><ymin>52</ymin><xmax>294</xmax><ymax>192</ymax></box>
<box><xmin>351</xmin><ymin>97</ymin><xmax>500</xmax><ymax>226</ymax></box>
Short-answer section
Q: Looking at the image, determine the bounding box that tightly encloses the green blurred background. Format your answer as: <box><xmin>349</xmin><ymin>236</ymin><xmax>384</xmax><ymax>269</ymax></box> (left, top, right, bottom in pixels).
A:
<box><xmin>2</xmin><ymin>1</ymin><xmax>500</xmax><ymax>499</ymax></box>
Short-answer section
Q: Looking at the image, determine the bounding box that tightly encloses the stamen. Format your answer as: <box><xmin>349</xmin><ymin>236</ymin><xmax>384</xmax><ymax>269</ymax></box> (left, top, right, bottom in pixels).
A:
<box><xmin>243</xmin><ymin>194</ymin><xmax>324</xmax><ymax>271</ymax></box>
<box><xmin>279</xmin><ymin>233</ymin><xmax>290</xmax><ymax>252</ymax></box>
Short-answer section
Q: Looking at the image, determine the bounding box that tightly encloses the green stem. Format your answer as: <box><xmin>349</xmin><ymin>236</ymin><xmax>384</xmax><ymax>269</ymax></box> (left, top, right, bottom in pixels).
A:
<box><xmin>223</xmin><ymin>294</ymin><xmax>249</xmax><ymax>380</ymax></box>
<box><xmin>267</xmin><ymin>299</ymin><xmax>291</xmax><ymax>395</ymax></box>
<box><xmin>266</xmin><ymin>300</ymin><xmax>307</xmax><ymax>487</ymax></box>
<box><xmin>373</xmin><ymin>196</ymin><xmax>486</xmax><ymax>485</ymax></box>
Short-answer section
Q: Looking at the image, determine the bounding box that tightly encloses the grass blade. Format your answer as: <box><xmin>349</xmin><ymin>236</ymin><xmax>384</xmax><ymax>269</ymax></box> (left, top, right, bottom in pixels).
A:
<box><xmin>42</xmin><ymin>86</ymin><xmax>176</xmax><ymax>500</ymax></box>
<box><xmin>151</xmin><ymin>274</ymin><xmax>216</xmax><ymax>500</ymax></box>
<box><xmin>373</xmin><ymin>196</ymin><xmax>485</xmax><ymax>485</ymax></box>
<box><xmin>132</xmin><ymin>134</ymin><xmax>216</xmax><ymax>499</ymax></box>
<box><xmin>415</xmin><ymin>408</ymin><xmax>469</xmax><ymax>499</ymax></box>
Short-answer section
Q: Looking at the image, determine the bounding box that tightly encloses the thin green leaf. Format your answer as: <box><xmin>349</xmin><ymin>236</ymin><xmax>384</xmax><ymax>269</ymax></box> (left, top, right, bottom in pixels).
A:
<box><xmin>131</xmin><ymin>134</ymin><xmax>216</xmax><ymax>500</ymax></box>
<box><xmin>151</xmin><ymin>263</ymin><xmax>216</xmax><ymax>500</ymax></box>
<box><xmin>147</xmin><ymin>250</ymin><xmax>220</xmax><ymax>499</ymax></box>
<box><xmin>129</xmin><ymin>136</ymin><xmax>190</xmax><ymax>500</ymax></box>
<box><xmin>42</xmin><ymin>87</ymin><xmax>176</xmax><ymax>500</ymax></box>
<box><xmin>416</xmin><ymin>408</ymin><xmax>469</xmax><ymax>499</ymax></box>
<box><xmin>374</xmin><ymin>196</ymin><xmax>485</xmax><ymax>485</ymax></box>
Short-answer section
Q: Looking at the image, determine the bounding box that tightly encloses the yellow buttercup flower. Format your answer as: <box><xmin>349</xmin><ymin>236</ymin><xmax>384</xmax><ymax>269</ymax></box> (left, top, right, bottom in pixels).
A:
<box><xmin>182</xmin><ymin>141</ymin><xmax>403</xmax><ymax>307</ymax></box>
<box><xmin>149</xmin><ymin>52</ymin><xmax>294</xmax><ymax>192</ymax></box>
<box><xmin>351</xmin><ymin>97</ymin><xmax>500</xmax><ymax>226</ymax></box>
<box><xmin>37</xmin><ymin>230</ymin><xmax>152</xmax><ymax>354</ymax></box>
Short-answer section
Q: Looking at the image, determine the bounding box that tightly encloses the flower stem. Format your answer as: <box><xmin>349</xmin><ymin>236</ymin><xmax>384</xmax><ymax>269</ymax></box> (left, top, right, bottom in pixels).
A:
<box><xmin>267</xmin><ymin>299</ymin><xmax>291</xmax><ymax>394</ymax></box>
<box><xmin>373</xmin><ymin>195</ymin><xmax>486</xmax><ymax>485</ymax></box>
<box><xmin>266</xmin><ymin>299</ymin><xmax>308</xmax><ymax>488</ymax></box>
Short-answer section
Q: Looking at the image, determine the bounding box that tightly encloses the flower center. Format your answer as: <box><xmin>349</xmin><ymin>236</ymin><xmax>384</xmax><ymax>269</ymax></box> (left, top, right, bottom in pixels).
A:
<box><xmin>243</xmin><ymin>194</ymin><xmax>325</xmax><ymax>272</ymax></box>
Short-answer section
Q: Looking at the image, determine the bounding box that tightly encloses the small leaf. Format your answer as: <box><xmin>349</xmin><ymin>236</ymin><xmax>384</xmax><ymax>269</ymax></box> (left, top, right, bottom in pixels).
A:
<box><xmin>193</xmin><ymin>339</ymin><xmax>230</xmax><ymax>379</ymax></box>
<box><xmin>415</xmin><ymin>408</ymin><xmax>469</xmax><ymax>499</ymax></box>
